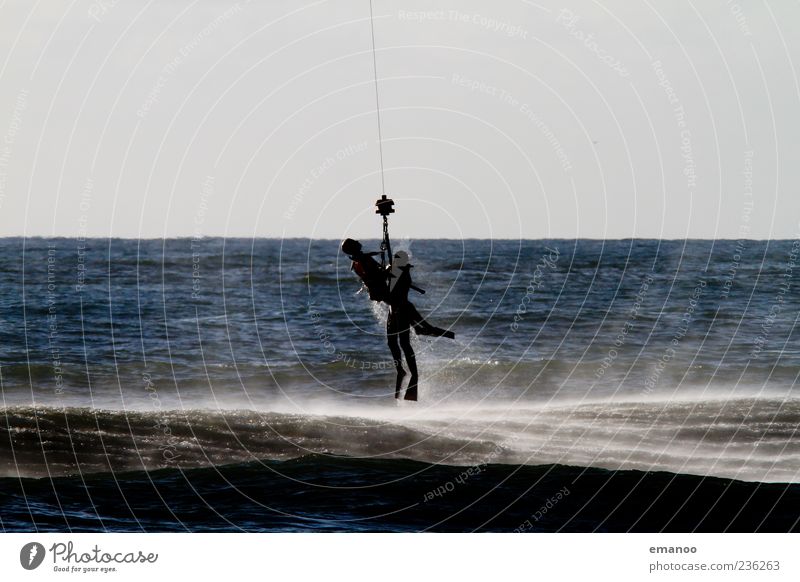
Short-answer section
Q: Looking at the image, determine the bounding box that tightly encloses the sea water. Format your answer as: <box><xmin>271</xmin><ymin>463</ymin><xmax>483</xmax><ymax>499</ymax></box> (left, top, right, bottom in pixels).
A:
<box><xmin>1</xmin><ymin>238</ymin><xmax>798</xmax><ymax>531</ymax></box>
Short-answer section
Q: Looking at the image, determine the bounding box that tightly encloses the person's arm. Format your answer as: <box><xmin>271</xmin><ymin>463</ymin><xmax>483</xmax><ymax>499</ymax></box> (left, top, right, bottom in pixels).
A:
<box><xmin>405</xmin><ymin>266</ymin><xmax>425</xmax><ymax>294</ymax></box>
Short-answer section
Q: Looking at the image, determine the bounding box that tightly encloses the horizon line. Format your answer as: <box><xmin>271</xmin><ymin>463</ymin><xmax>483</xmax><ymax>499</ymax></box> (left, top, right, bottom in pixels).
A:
<box><xmin>0</xmin><ymin>236</ymin><xmax>796</xmax><ymax>242</ymax></box>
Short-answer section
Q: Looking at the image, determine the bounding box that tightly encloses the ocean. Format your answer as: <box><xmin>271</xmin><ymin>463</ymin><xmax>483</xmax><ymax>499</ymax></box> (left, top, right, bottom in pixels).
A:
<box><xmin>1</xmin><ymin>237</ymin><xmax>798</xmax><ymax>532</ymax></box>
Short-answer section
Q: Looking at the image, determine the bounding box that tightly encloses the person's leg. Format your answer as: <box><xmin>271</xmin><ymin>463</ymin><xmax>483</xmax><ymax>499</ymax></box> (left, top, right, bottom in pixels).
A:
<box><xmin>399</xmin><ymin>329</ymin><xmax>419</xmax><ymax>401</ymax></box>
<box><xmin>407</xmin><ymin>303</ymin><xmax>455</xmax><ymax>339</ymax></box>
<box><xmin>387</xmin><ymin>312</ymin><xmax>405</xmax><ymax>398</ymax></box>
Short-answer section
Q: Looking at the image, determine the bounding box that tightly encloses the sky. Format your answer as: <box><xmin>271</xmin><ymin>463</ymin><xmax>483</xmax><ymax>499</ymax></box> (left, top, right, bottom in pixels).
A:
<box><xmin>0</xmin><ymin>0</ymin><xmax>798</xmax><ymax>239</ymax></box>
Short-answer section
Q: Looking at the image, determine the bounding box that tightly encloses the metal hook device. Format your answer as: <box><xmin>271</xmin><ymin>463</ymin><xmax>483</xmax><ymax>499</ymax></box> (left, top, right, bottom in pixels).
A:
<box><xmin>375</xmin><ymin>194</ymin><xmax>394</xmax><ymax>267</ymax></box>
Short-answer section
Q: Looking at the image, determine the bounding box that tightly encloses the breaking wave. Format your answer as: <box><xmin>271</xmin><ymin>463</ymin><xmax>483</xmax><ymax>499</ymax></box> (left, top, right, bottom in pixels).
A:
<box><xmin>3</xmin><ymin>395</ymin><xmax>798</xmax><ymax>483</ymax></box>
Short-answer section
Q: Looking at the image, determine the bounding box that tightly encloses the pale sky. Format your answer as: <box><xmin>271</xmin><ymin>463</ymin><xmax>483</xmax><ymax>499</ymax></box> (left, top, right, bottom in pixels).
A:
<box><xmin>0</xmin><ymin>0</ymin><xmax>798</xmax><ymax>239</ymax></box>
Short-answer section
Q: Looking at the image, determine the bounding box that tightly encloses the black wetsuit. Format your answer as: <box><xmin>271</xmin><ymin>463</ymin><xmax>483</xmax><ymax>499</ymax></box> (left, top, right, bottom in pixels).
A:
<box><xmin>387</xmin><ymin>266</ymin><xmax>454</xmax><ymax>401</ymax></box>
<box><xmin>387</xmin><ymin>267</ymin><xmax>419</xmax><ymax>400</ymax></box>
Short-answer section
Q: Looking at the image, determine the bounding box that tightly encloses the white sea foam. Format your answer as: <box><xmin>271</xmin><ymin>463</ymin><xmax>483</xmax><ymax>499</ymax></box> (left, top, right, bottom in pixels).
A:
<box><xmin>2</xmin><ymin>395</ymin><xmax>797</xmax><ymax>483</ymax></box>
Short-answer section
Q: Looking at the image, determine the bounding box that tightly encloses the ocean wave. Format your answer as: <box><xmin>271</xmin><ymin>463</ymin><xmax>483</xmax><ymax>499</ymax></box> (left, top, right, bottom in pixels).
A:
<box><xmin>2</xmin><ymin>396</ymin><xmax>798</xmax><ymax>483</ymax></box>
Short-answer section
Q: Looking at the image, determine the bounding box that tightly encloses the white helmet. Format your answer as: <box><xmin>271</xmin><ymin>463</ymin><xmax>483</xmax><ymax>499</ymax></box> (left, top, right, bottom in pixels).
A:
<box><xmin>393</xmin><ymin>250</ymin><xmax>410</xmax><ymax>268</ymax></box>
<box><xmin>390</xmin><ymin>251</ymin><xmax>411</xmax><ymax>291</ymax></box>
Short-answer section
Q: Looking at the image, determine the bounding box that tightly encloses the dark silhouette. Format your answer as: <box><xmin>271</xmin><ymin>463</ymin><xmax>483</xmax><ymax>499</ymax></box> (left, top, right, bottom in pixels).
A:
<box><xmin>341</xmin><ymin>238</ymin><xmax>388</xmax><ymax>302</ymax></box>
<box><xmin>341</xmin><ymin>239</ymin><xmax>454</xmax><ymax>401</ymax></box>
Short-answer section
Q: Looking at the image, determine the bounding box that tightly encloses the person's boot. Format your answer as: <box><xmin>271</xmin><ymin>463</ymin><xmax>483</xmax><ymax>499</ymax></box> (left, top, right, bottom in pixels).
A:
<box><xmin>404</xmin><ymin>355</ymin><xmax>419</xmax><ymax>401</ymax></box>
<box><xmin>394</xmin><ymin>366</ymin><xmax>406</xmax><ymax>399</ymax></box>
<box><xmin>414</xmin><ymin>321</ymin><xmax>455</xmax><ymax>339</ymax></box>
<box><xmin>438</xmin><ymin>328</ymin><xmax>455</xmax><ymax>339</ymax></box>
<box><xmin>404</xmin><ymin>374</ymin><xmax>419</xmax><ymax>401</ymax></box>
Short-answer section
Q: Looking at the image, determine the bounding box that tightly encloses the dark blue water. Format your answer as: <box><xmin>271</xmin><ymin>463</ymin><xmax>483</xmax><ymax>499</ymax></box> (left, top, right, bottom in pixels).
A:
<box><xmin>1</xmin><ymin>238</ymin><xmax>799</xmax><ymax>531</ymax></box>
